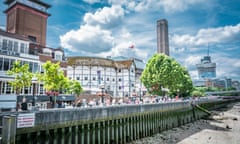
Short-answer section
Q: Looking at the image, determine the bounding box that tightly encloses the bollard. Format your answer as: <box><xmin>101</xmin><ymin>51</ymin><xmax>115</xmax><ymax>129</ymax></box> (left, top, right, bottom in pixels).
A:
<box><xmin>2</xmin><ymin>115</ymin><xmax>16</xmax><ymax>144</ymax></box>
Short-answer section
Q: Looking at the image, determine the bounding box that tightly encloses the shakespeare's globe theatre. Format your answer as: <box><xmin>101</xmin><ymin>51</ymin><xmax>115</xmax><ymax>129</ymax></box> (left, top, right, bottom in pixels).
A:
<box><xmin>67</xmin><ymin>56</ymin><xmax>145</xmax><ymax>98</ymax></box>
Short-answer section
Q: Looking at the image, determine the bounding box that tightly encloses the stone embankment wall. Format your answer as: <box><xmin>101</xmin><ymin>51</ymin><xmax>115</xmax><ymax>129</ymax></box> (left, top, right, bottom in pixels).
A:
<box><xmin>2</xmin><ymin>99</ymin><xmax>231</xmax><ymax>144</ymax></box>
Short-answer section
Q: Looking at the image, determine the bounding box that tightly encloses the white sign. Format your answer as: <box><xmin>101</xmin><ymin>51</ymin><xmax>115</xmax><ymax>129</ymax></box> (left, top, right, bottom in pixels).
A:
<box><xmin>17</xmin><ymin>113</ymin><xmax>35</xmax><ymax>128</ymax></box>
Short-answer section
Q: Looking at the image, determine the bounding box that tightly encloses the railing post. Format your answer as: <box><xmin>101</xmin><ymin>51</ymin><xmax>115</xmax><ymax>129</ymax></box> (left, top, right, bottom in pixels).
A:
<box><xmin>2</xmin><ymin>115</ymin><xmax>16</xmax><ymax>144</ymax></box>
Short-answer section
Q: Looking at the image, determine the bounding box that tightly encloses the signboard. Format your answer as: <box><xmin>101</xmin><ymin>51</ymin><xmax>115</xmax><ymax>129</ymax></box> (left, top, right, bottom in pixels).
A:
<box><xmin>17</xmin><ymin>113</ymin><xmax>35</xmax><ymax>128</ymax></box>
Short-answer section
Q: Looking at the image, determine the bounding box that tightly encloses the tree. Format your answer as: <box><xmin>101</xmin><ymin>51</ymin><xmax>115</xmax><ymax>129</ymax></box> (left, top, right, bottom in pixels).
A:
<box><xmin>191</xmin><ymin>88</ymin><xmax>205</xmax><ymax>97</ymax></box>
<box><xmin>67</xmin><ymin>80</ymin><xmax>83</xmax><ymax>97</ymax></box>
<box><xmin>37</xmin><ymin>61</ymin><xmax>66</xmax><ymax>93</ymax></box>
<box><xmin>140</xmin><ymin>53</ymin><xmax>193</xmax><ymax>97</ymax></box>
<box><xmin>7</xmin><ymin>61</ymin><xmax>33</xmax><ymax>95</ymax></box>
<box><xmin>37</xmin><ymin>61</ymin><xmax>83</xmax><ymax>105</ymax></box>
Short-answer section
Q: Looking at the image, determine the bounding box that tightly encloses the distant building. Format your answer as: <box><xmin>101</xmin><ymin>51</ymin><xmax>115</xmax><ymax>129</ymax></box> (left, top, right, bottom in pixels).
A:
<box><xmin>232</xmin><ymin>81</ymin><xmax>240</xmax><ymax>90</ymax></box>
<box><xmin>157</xmin><ymin>19</ymin><xmax>169</xmax><ymax>56</ymax></box>
<box><xmin>196</xmin><ymin>56</ymin><xmax>216</xmax><ymax>79</ymax></box>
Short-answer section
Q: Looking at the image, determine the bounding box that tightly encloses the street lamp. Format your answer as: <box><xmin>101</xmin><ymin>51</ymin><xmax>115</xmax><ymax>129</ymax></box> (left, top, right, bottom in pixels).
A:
<box><xmin>100</xmin><ymin>84</ymin><xmax>105</xmax><ymax>104</ymax></box>
<box><xmin>32</xmin><ymin>77</ymin><xmax>37</xmax><ymax>108</ymax></box>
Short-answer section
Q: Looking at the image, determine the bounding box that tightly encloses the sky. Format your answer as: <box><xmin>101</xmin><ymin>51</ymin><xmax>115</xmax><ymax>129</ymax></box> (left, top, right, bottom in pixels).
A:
<box><xmin>0</xmin><ymin>0</ymin><xmax>240</xmax><ymax>82</ymax></box>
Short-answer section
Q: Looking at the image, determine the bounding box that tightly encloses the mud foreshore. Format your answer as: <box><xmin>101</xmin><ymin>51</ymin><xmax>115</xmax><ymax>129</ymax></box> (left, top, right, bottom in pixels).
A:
<box><xmin>130</xmin><ymin>101</ymin><xmax>240</xmax><ymax>144</ymax></box>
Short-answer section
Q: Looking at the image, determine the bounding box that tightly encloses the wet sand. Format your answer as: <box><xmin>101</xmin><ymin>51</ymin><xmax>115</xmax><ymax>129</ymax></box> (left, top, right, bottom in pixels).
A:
<box><xmin>130</xmin><ymin>102</ymin><xmax>240</xmax><ymax>144</ymax></box>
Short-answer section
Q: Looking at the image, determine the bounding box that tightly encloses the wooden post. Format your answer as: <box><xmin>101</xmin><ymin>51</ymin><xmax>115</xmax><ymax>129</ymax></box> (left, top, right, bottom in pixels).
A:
<box><xmin>2</xmin><ymin>115</ymin><xmax>16</xmax><ymax>144</ymax></box>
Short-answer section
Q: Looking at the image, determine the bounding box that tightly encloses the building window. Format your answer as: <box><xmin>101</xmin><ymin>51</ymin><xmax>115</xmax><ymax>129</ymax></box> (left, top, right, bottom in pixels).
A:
<box><xmin>93</xmin><ymin>77</ymin><xmax>96</xmax><ymax>81</ymax></box>
<box><xmin>6</xmin><ymin>82</ymin><xmax>12</xmax><ymax>94</ymax></box>
<box><xmin>14</xmin><ymin>41</ymin><xmax>18</xmax><ymax>52</ymax></box>
<box><xmin>0</xmin><ymin>57</ymin><xmax>3</xmax><ymax>71</ymax></box>
<box><xmin>76</xmin><ymin>77</ymin><xmax>80</xmax><ymax>80</ymax></box>
<box><xmin>107</xmin><ymin>78</ymin><xmax>109</xmax><ymax>81</ymax></box>
<box><xmin>3</xmin><ymin>58</ymin><xmax>10</xmax><ymax>71</ymax></box>
<box><xmin>2</xmin><ymin>39</ymin><xmax>7</xmax><ymax>50</ymax></box>
<box><xmin>55</xmin><ymin>54</ymin><xmax>62</xmax><ymax>61</ymax></box>
<box><xmin>33</xmin><ymin>63</ymin><xmax>38</xmax><ymax>73</ymax></box>
<box><xmin>8</xmin><ymin>40</ymin><xmax>13</xmax><ymax>51</ymax></box>
<box><xmin>119</xmin><ymin>86</ymin><xmax>122</xmax><ymax>90</ymax></box>
<box><xmin>40</xmin><ymin>84</ymin><xmax>44</xmax><ymax>94</ymax></box>
<box><xmin>112</xmin><ymin>78</ymin><xmax>115</xmax><ymax>82</ymax></box>
<box><xmin>28</xmin><ymin>35</ymin><xmax>37</xmax><ymax>42</ymax></box>
<box><xmin>20</xmin><ymin>43</ymin><xmax>25</xmax><ymax>53</ymax></box>
<box><xmin>84</xmin><ymin>77</ymin><xmax>88</xmax><ymax>80</ymax></box>
<box><xmin>118</xmin><ymin>69</ymin><xmax>121</xmax><ymax>72</ymax></box>
<box><xmin>119</xmin><ymin>78</ymin><xmax>121</xmax><ymax>82</ymax></box>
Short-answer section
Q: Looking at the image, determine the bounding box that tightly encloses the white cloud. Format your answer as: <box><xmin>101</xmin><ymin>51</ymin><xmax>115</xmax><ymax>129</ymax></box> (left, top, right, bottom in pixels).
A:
<box><xmin>171</xmin><ymin>23</ymin><xmax>240</xmax><ymax>47</ymax></box>
<box><xmin>159</xmin><ymin>0</ymin><xmax>205</xmax><ymax>13</ymax></box>
<box><xmin>60</xmin><ymin>25</ymin><xmax>114</xmax><ymax>53</ymax></box>
<box><xmin>83</xmin><ymin>5</ymin><xmax>124</xmax><ymax>29</ymax></box>
<box><xmin>83</xmin><ymin>0</ymin><xmax>100</xmax><ymax>4</ymax></box>
<box><xmin>60</xmin><ymin>5</ymin><xmax>125</xmax><ymax>54</ymax></box>
<box><xmin>184</xmin><ymin>55</ymin><xmax>202</xmax><ymax>66</ymax></box>
<box><xmin>108</xmin><ymin>0</ymin><xmax>206</xmax><ymax>13</ymax></box>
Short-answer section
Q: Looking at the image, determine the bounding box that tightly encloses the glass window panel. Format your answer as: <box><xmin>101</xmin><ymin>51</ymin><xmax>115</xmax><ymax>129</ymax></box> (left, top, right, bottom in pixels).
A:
<box><xmin>2</xmin><ymin>39</ymin><xmax>7</xmax><ymax>50</ymax></box>
<box><xmin>8</xmin><ymin>40</ymin><xmax>13</xmax><ymax>51</ymax></box>
<box><xmin>10</xmin><ymin>59</ymin><xmax>15</xmax><ymax>69</ymax></box>
<box><xmin>14</xmin><ymin>41</ymin><xmax>18</xmax><ymax>52</ymax></box>
<box><xmin>0</xmin><ymin>57</ymin><xmax>3</xmax><ymax>71</ymax></box>
<box><xmin>3</xmin><ymin>58</ymin><xmax>10</xmax><ymax>71</ymax></box>
<box><xmin>20</xmin><ymin>43</ymin><xmax>25</xmax><ymax>53</ymax></box>
<box><xmin>29</xmin><ymin>62</ymin><xmax>33</xmax><ymax>72</ymax></box>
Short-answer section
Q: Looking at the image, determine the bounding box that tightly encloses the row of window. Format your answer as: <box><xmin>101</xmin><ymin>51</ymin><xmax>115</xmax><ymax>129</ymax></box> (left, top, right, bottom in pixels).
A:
<box><xmin>72</xmin><ymin>76</ymin><xmax>135</xmax><ymax>83</ymax></box>
<box><xmin>1</xmin><ymin>39</ymin><xmax>28</xmax><ymax>54</ymax></box>
<box><xmin>1</xmin><ymin>38</ymin><xmax>64</xmax><ymax>61</ymax></box>
<box><xmin>0</xmin><ymin>57</ymin><xmax>39</xmax><ymax>72</ymax></box>
<box><xmin>0</xmin><ymin>81</ymin><xmax>45</xmax><ymax>95</ymax></box>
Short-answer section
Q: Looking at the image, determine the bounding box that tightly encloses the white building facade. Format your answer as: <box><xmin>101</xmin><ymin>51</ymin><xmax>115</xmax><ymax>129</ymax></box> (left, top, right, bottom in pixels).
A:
<box><xmin>67</xmin><ymin>56</ymin><xmax>141</xmax><ymax>97</ymax></box>
<box><xmin>0</xmin><ymin>29</ymin><xmax>67</xmax><ymax>96</ymax></box>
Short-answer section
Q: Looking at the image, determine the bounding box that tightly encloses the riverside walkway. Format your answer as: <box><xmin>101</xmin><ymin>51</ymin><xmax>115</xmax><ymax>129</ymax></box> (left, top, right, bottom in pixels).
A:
<box><xmin>1</xmin><ymin>98</ymin><xmax>238</xmax><ymax>144</ymax></box>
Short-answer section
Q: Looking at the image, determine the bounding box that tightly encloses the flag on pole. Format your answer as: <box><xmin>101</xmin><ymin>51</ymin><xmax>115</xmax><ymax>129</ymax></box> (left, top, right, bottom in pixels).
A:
<box><xmin>129</xmin><ymin>44</ymin><xmax>134</xmax><ymax>49</ymax></box>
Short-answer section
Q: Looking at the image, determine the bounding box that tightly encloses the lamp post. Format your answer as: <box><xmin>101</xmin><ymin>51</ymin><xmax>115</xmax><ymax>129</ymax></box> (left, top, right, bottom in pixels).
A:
<box><xmin>100</xmin><ymin>84</ymin><xmax>105</xmax><ymax>104</ymax></box>
<box><xmin>32</xmin><ymin>78</ymin><xmax>37</xmax><ymax>108</ymax></box>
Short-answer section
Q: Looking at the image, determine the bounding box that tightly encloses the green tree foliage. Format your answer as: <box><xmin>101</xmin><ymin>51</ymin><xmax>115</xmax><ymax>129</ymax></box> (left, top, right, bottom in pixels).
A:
<box><xmin>140</xmin><ymin>54</ymin><xmax>193</xmax><ymax>97</ymax></box>
<box><xmin>191</xmin><ymin>87</ymin><xmax>205</xmax><ymax>97</ymax></box>
<box><xmin>68</xmin><ymin>80</ymin><xmax>83</xmax><ymax>96</ymax></box>
<box><xmin>7</xmin><ymin>61</ymin><xmax>33</xmax><ymax>95</ymax></box>
<box><xmin>37</xmin><ymin>61</ymin><xmax>67</xmax><ymax>93</ymax></box>
<box><xmin>37</xmin><ymin>61</ymin><xmax>83</xmax><ymax>95</ymax></box>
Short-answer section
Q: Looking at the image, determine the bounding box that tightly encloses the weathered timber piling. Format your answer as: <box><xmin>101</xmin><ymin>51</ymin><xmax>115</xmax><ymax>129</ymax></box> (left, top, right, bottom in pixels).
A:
<box><xmin>0</xmin><ymin>99</ymin><xmax>234</xmax><ymax>144</ymax></box>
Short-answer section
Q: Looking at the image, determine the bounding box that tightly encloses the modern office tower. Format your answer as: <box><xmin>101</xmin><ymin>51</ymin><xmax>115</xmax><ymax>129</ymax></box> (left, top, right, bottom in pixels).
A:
<box><xmin>157</xmin><ymin>19</ymin><xmax>169</xmax><ymax>56</ymax></box>
<box><xmin>4</xmin><ymin>0</ymin><xmax>51</xmax><ymax>46</ymax></box>
<box><xmin>196</xmin><ymin>55</ymin><xmax>216</xmax><ymax>79</ymax></box>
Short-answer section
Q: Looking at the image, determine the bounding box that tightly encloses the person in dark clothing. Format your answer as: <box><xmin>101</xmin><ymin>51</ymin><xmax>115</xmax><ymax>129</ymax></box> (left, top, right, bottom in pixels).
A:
<box><xmin>21</xmin><ymin>97</ymin><xmax>28</xmax><ymax>111</ymax></box>
<box><xmin>21</xmin><ymin>102</ymin><xmax>28</xmax><ymax>110</ymax></box>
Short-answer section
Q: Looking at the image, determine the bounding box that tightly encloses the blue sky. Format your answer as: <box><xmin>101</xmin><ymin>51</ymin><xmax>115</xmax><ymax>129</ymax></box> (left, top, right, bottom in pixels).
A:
<box><xmin>0</xmin><ymin>0</ymin><xmax>239</xmax><ymax>81</ymax></box>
